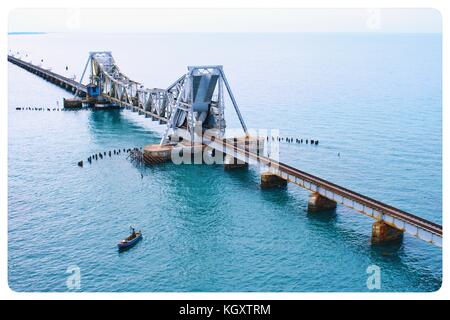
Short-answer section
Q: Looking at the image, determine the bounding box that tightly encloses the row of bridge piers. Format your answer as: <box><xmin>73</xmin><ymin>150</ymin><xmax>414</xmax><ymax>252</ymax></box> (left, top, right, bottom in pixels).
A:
<box><xmin>142</xmin><ymin>137</ymin><xmax>404</xmax><ymax>246</ymax></box>
<box><xmin>262</xmin><ymin>177</ymin><xmax>403</xmax><ymax>245</ymax></box>
<box><xmin>262</xmin><ymin>175</ymin><xmax>404</xmax><ymax>245</ymax></box>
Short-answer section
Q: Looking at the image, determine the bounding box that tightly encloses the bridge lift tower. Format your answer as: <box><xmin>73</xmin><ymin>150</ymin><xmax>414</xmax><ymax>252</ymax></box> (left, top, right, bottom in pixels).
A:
<box><xmin>160</xmin><ymin>65</ymin><xmax>248</xmax><ymax>145</ymax></box>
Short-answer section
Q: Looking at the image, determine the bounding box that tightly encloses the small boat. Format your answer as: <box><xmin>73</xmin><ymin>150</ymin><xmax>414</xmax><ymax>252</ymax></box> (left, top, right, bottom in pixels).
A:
<box><xmin>118</xmin><ymin>228</ymin><xmax>142</xmax><ymax>250</ymax></box>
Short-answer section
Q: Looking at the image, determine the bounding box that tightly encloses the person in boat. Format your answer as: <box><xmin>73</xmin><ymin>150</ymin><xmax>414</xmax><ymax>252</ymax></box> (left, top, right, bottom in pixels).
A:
<box><xmin>130</xmin><ymin>226</ymin><xmax>136</xmax><ymax>238</ymax></box>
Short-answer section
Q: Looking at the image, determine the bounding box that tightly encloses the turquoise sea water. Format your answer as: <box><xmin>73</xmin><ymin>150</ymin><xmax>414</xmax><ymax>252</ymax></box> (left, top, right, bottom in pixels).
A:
<box><xmin>8</xmin><ymin>33</ymin><xmax>442</xmax><ymax>292</ymax></box>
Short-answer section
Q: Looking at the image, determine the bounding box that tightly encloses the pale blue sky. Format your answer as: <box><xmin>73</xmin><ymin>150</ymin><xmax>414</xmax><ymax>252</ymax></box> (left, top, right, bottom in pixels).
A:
<box><xmin>9</xmin><ymin>8</ymin><xmax>442</xmax><ymax>33</ymax></box>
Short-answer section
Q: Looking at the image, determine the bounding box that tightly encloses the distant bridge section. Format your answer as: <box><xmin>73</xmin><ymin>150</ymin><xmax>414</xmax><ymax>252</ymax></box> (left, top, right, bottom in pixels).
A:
<box><xmin>8</xmin><ymin>55</ymin><xmax>87</xmax><ymax>95</ymax></box>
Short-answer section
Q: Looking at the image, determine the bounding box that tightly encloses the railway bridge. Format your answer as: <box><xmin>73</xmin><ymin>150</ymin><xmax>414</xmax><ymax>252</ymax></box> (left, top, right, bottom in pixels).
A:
<box><xmin>8</xmin><ymin>52</ymin><xmax>442</xmax><ymax>247</ymax></box>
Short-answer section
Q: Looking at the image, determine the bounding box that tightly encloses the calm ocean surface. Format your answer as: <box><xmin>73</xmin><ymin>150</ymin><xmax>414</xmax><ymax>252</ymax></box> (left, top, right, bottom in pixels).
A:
<box><xmin>8</xmin><ymin>33</ymin><xmax>442</xmax><ymax>292</ymax></box>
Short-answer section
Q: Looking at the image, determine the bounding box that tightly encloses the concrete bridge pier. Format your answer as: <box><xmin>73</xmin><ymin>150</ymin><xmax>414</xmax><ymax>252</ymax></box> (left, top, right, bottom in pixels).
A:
<box><xmin>143</xmin><ymin>144</ymin><xmax>172</xmax><ymax>164</ymax></box>
<box><xmin>371</xmin><ymin>220</ymin><xmax>404</xmax><ymax>244</ymax></box>
<box><xmin>224</xmin><ymin>137</ymin><xmax>246</xmax><ymax>170</ymax></box>
<box><xmin>307</xmin><ymin>192</ymin><xmax>337</xmax><ymax>212</ymax></box>
<box><xmin>224</xmin><ymin>154</ymin><xmax>248</xmax><ymax>170</ymax></box>
<box><xmin>260</xmin><ymin>172</ymin><xmax>287</xmax><ymax>189</ymax></box>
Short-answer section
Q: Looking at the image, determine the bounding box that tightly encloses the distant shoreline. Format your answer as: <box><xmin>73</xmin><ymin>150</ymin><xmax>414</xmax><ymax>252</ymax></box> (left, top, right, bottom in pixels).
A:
<box><xmin>8</xmin><ymin>32</ymin><xmax>47</xmax><ymax>35</ymax></box>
